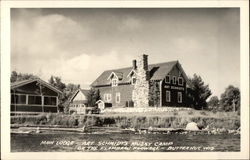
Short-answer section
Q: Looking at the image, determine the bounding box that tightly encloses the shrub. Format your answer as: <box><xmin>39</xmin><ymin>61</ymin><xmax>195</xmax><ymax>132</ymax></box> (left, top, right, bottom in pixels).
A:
<box><xmin>200</xmin><ymin>111</ymin><xmax>207</xmax><ymax>116</ymax></box>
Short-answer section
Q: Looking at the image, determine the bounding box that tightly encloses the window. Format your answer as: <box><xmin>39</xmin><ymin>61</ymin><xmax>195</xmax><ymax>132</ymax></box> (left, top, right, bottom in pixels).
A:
<box><xmin>178</xmin><ymin>77</ymin><xmax>183</xmax><ymax>85</ymax></box>
<box><xmin>172</xmin><ymin>76</ymin><xmax>176</xmax><ymax>84</ymax></box>
<box><xmin>178</xmin><ymin>92</ymin><xmax>182</xmax><ymax>103</ymax></box>
<box><xmin>108</xmin><ymin>94</ymin><xmax>112</xmax><ymax>102</ymax></box>
<box><xmin>131</xmin><ymin>77</ymin><xmax>136</xmax><ymax>85</ymax></box>
<box><xmin>165</xmin><ymin>75</ymin><xmax>170</xmax><ymax>84</ymax></box>
<box><xmin>11</xmin><ymin>94</ymin><xmax>26</xmax><ymax>104</ymax></box>
<box><xmin>112</xmin><ymin>78</ymin><xmax>118</xmax><ymax>87</ymax></box>
<box><xmin>166</xmin><ymin>91</ymin><xmax>171</xmax><ymax>102</ymax></box>
<box><xmin>44</xmin><ymin>96</ymin><xmax>57</xmax><ymax>105</ymax></box>
<box><xmin>28</xmin><ymin>95</ymin><xmax>42</xmax><ymax>105</ymax></box>
<box><xmin>104</xmin><ymin>93</ymin><xmax>112</xmax><ymax>102</ymax></box>
<box><xmin>116</xmin><ymin>92</ymin><xmax>121</xmax><ymax>103</ymax></box>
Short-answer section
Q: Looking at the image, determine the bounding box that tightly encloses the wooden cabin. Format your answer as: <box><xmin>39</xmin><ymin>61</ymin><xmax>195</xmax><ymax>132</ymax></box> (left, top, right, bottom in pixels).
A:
<box><xmin>11</xmin><ymin>78</ymin><xmax>63</xmax><ymax>114</ymax></box>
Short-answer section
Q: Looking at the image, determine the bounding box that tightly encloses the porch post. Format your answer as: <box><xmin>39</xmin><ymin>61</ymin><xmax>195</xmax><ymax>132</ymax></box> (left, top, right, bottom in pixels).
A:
<box><xmin>42</xmin><ymin>96</ymin><xmax>44</xmax><ymax>112</ymax></box>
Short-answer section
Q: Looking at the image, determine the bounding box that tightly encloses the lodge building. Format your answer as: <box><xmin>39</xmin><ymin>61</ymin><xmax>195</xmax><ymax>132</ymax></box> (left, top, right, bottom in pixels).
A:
<box><xmin>91</xmin><ymin>54</ymin><xmax>189</xmax><ymax>108</ymax></box>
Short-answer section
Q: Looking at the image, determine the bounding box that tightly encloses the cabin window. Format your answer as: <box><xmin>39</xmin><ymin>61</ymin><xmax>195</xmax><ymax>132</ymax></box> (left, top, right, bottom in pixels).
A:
<box><xmin>116</xmin><ymin>92</ymin><xmax>121</xmax><ymax>103</ymax></box>
<box><xmin>178</xmin><ymin>77</ymin><xmax>183</xmax><ymax>85</ymax></box>
<box><xmin>172</xmin><ymin>76</ymin><xmax>176</xmax><ymax>84</ymax></box>
<box><xmin>165</xmin><ymin>75</ymin><xmax>170</xmax><ymax>84</ymax></box>
<box><xmin>44</xmin><ymin>96</ymin><xmax>57</xmax><ymax>105</ymax></box>
<box><xmin>28</xmin><ymin>95</ymin><xmax>42</xmax><ymax>105</ymax></box>
<box><xmin>166</xmin><ymin>91</ymin><xmax>171</xmax><ymax>102</ymax></box>
<box><xmin>131</xmin><ymin>77</ymin><xmax>136</xmax><ymax>85</ymax></box>
<box><xmin>112</xmin><ymin>78</ymin><xmax>118</xmax><ymax>87</ymax></box>
<box><xmin>11</xmin><ymin>94</ymin><xmax>26</xmax><ymax>104</ymax></box>
<box><xmin>178</xmin><ymin>92</ymin><xmax>182</xmax><ymax>103</ymax></box>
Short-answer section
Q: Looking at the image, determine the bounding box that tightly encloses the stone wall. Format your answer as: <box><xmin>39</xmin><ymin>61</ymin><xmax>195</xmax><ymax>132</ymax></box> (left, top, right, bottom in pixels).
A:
<box><xmin>149</xmin><ymin>81</ymin><xmax>160</xmax><ymax>107</ymax></box>
<box><xmin>133</xmin><ymin>54</ymin><xmax>150</xmax><ymax>107</ymax></box>
<box><xmin>102</xmin><ymin>106</ymin><xmax>191</xmax><ymax>113</ymax></box>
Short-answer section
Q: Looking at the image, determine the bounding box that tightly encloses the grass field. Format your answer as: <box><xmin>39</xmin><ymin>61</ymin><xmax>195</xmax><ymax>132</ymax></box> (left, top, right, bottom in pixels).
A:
<box><xmin>11</xmin><ymin>108</ymin><xmax>240</xmax><ymax>130</ymax></box>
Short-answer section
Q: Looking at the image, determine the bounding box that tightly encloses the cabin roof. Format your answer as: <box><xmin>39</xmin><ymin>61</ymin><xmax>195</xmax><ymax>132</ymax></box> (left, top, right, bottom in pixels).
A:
<box><xmin>11</xmin><ymin>78</ymin><xmax>63</xmax><ymax>94</ymax></box>
<box><xmin>91</xmin><ymin>60</ymin><xmax>188</xmax><ymax>87</ymax></box>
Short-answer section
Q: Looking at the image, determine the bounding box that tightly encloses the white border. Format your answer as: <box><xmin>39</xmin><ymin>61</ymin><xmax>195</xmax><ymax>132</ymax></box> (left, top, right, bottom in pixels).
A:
<box><xmin>1</xmin><ymin>1</ymin><xmax>249</xmax><ymax>160</ymax></box>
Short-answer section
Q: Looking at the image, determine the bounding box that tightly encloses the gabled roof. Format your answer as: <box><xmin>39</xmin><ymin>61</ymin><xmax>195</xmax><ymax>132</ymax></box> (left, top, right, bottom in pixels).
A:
<box><xmin>91</xmin><ymin>60</ymin><xmax>188</xmax><ymax>87</ymax></box>
<box><xmin>11</xmin><ymin>78</ymin><xmax>63</xmax><ymax>94</ymax></box>
<box><xmin>107</xmin><ymin>71</ymin><xmax>123</xmax><ymax>80</ymax></box>
<box><xmin>69</xmin><ymin>89</ymin><xmax>89</xmax><ymax>102</ymax></box>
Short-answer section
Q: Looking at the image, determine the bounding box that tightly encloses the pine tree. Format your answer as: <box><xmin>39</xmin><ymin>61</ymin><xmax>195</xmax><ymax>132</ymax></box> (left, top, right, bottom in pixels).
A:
<box><xmin>187</xmin><ymin>74</ymin><xmax>212</xmax><ymax>110</ymax></box>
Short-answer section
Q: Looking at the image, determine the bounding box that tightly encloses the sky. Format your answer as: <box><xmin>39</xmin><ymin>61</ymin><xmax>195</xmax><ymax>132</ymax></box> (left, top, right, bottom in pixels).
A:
<box><xmin>11</xmin><ymin>8</ymin><xmax>240</xmax><ymax>97</ymax></box>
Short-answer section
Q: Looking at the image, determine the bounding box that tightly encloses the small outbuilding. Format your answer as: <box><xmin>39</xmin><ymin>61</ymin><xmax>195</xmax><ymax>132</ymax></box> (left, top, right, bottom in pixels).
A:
<box><xmin>69</xmin><ymin>89</ymin><xmax>89</xmax><ymax>114</ymax></box>
<box><xmin>11</xmin><ymin>78</ymin><xmax>63</xmax><ymax>114</ymax></box>
<box><xmin>96</xmin><ymin>100</ymin><xmax>112</xmax><ymax>111</ymax></box>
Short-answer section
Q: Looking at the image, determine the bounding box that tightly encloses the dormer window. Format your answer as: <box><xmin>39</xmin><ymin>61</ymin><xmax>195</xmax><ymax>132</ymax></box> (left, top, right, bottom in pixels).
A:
<box><xmin>131</xmin><ymin>76</ymin><xmax>136</xmax><ymax>85</ymax></box>
<box><xmin>127</xmin><ymin>69</ymin><xmax>137</xmax><ymax>85</ymax></box>
<box><xmin>108</xmin><ymin>71</ymin><xmax>121</xmax><ymax>87</ymax></box>
<box><xmin>112</xmin><ymin>78</ymin><xmax>118</xmax><ymax>87</ymax></box>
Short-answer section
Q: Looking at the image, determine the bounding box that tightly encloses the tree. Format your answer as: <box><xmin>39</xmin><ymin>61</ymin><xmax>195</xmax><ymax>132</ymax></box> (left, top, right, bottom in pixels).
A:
<box><xmin>187</xmin><ymin>74</ymin><xmax>212</xmax><ymax>110</ymax></box>
<box><xmin>48</xmin><ymin>76</ymin><xmax>67</xmax><ymax>112</ymax></box>
<box><xmin>62</xmin><ymin>83</ymin><xmax>81</xmax><ymax>112</ymax></box>
<box><xmin>64</xmin><ymin>83</ymin><xmax>80</xmax><ymax>97</ymax></box>
<box><xmin>10</xmin><ymin>71</ymin><xmax>37</xmax><ymax>83</ymax></box>
<box><xmin>207</xmin><ymin>96</ymin><xmax>219</xmax><ymax>111</ymax></box>
<box><xmin>48</xmin><ymin>76</ymin><xmax>66</xmax><ymax>91</ymax></box>
<box><xmin>220</xmin><ymin>85</ymin><xmax>240</xmax><ymax>112</ymax></box>
<box><xmin>87</xmin><ymin>88</ymin><xmax>101</xmax><ymax>107</ymax></box>
<box><xmin>11</xmin><ymin>71</ymin><xmax>18</xmax><ymax>82</ymax></box>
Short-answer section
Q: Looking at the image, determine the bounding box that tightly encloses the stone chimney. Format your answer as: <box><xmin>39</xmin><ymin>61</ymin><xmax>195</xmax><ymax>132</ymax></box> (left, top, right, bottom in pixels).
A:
<box><xmin>132</xmin><ymin>54</ymin><xmax>149</xmax><ymax>107</ymax></box>
<box><xmin>132</xmin><ymin>59</ymin><xmax>137</xmax><ymax>70</ymax></box>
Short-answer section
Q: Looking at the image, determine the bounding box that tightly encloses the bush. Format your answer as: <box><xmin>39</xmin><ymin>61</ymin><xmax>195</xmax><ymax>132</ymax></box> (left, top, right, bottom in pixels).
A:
<box><xmin>200</xmin><ymin>111</ymin><xmax>207</xmax><ymax>116</ymax></box>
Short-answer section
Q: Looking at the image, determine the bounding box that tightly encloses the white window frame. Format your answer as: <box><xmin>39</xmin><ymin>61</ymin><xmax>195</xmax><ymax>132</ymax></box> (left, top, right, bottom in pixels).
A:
<box><xmin>104</xmin><ymin>93</ymin><xmax>111</xmax><ymax>102</ymax></box>
<box><xmin>166</xmin><ymin>91</ymin><xmax>171</xmax><ymax>102</ymax></box>
<box><xmin>116</xmin><ymin>92</ymin><xmax>121</xmax><ymax>103</ymax></box>
<box><xmin>178</xmin><ymin>77</ymin><xmax>183</xmax><ymax>86</ymax></box>
<box><xmin>172</xmin><ymin>76</ymin><xmax>176</xmax><ymax>84</ymax></box>
<box><xmin>178</xmin><ymin>92</ymin><xmax>182</xmax><ymax>103</ymax></box>
<box><xmin>131</xmin><ymin>76</ymin><xmax>136</xmax><ymax>85</ymax></box>
<box><xmin>165</xmin><ymin>75</ymin><xmax>170</xmax><ymax>84</ymax></box>
<box><xmin>111</xmin><ymin>78</ymin><xmax>118</xmax><ymax>87</ymax></box>
<box><xmin>107</xmin><ymin>94</ymin><xmax>112</xmax><ymax>102</ymax></box>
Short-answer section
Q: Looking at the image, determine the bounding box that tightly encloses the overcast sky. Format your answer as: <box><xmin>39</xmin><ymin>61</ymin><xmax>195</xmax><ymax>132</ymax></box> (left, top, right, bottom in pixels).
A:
<box><xmin>11</xmin><ymin>8</ymin><xmax>240</xmax><ymax>97</ymax></box>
